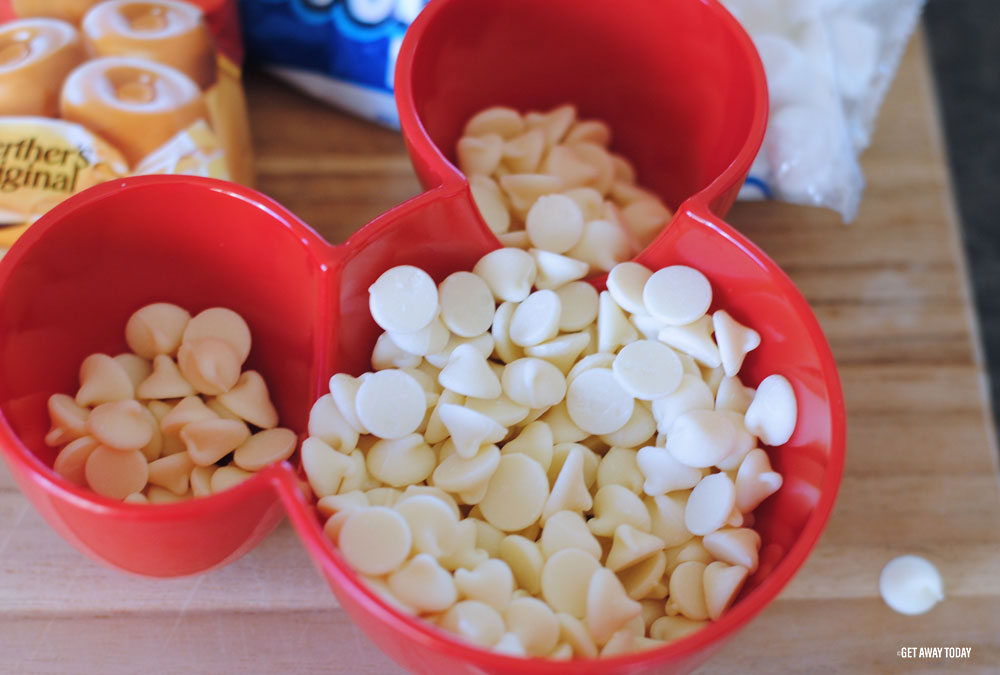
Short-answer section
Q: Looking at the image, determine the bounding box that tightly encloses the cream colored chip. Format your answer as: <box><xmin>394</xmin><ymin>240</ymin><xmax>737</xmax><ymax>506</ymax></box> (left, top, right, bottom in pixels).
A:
<box><xmin>879</xmin><ymin>555</ymin><xmax>944</xmax><ymax>616</ymax></box>
<box><xmin>542</xmin><ymin>445</ymin><xmax>593</xmax><ymax>522</ymax></box>
<box><xmin>465</xmin><ymin>106</ymin><xmax>525</xmax><ymax>139</ymax></box>
<box><xmin>45</xmin><ymin>394</ymin><xmax>89</xmax><ymax>447</ymax></box>
<box><xmin>656</xmin><ymin>317</ymin><xmax>720</xmax><ymax>370</ymax></box>
<box><xmin>125</xmin><ymin>302</ymin><xmax>191</xmax><ymax>359</ymax></box>
<box><xmin>619</xmin><ymin>551</ymin><xmax>668</xmax><ymax>601</ymax></box>
<box><xmin>649</xmin><ymin>615</ymin><xmax>707</xmax><ymax>642</ymax></box>
<box><xmin>356</xmin><ymin>369</ymin><xmax>426</xmax><ymax>439</ymax></box>
<box><xmin>713</xmin><ymin>310</ymin><xmax>761</xmax><ymax>377</ymax></box>
<box><xmin>458</xmin><ymin>134</ymin><xmax>503</xmax><ymax>175</ymax></box>
<box><xmin>540</xmin><ymin>548</ymin><xmax>602</xmax><ymax>619</ymax></box>
<box><xmin>500</xmin><ymin>357</ymin><xmax>566</xmax><ymax>409</ymax></box>
<box><xmin>645</xmin><ymin>493</ymin><xmax>694</xmax><ymax>548</ymax></box>
<box><xmin>86</xmin><ymin>400</ymin><xmax>153</xmax><ymax>451</ymax></box>
<box><xmin>479</xmin><ymin>453</ymin><xmax>549</xmax><ymax>532</ymax></box>
<box><xmin>685</xmin><ymin>472</ymin><xmax>736</xmax><ymax>536</ymax></box>
<box><xmin>439</xmin><ymin>600</ymin><xmax>505</xmax><ymax>648</ymax></box>
<box><xmin>666</xmin><ymin>560</ymin><xmax>708</xmax><ymax>621</ymax></box>
<box><xmin>606</xmin><ymin>262</ymin><xmax>652</xmax><ymax>315</ymax></box>
<box><xmin>502</xmin><ymin>128</ymin><xmax>546</xmax><ymax>173</ymax></box>
<box><xmin>744</xmin><ymin>374</ymin><xmax>798</xmax><ymax>446</ymax></box>
<box><xmin>642</xmin><ymin>265</ymin><xmax>712</xmax><ymax>326</ymax></box>
<box><xmin>566</xmin><ymin>119</ymin><xmax>612</xmax><ymax>146</ymax></box>
<box><xmin>566</xmin><ymin>219</ymin><xmax>632</xmax><ymax>273</ymax></box>
<box><xmin>504</xmin><ymin>597</ymin><xmax>559</xmax><ymax>656</ymax></box>
<box><xmin>84</xmin><ymin>446</ymin><xmax>148</xmax><ymax>500</ymax></box>
<box><xmin>177</xmin><ymin>338</ymin><xmax>242</xmax><ymax>395</ymax></box>
<box><xmin>548</xmin><ymin>442</ymin><xmax>599</xmax><ymax>488</ymax></box>
<box><xmin>77</xmin><ymin>353</ymin><xmax>135</xmax><ymax>406</ymax></box>
<box><xmin>605</xmin><ymin>524</ymin><xmax>666</xmax><ymax>572</ymax></box>
<box><xmin>366</xmin><ymin>434</ymin><xmax>437</xmax><ymax>487</ymax></box>
<box><xmin>715</xmin><ymin>376</ymin><xmax>756</xmax><ymax>415</ymax></box>
<box><xmin>509</xmin><ymin>290</ymin><xmax>561</xmax><ymax>347</ymax></box>
<box><xmin>308</xmin><ymin>393</ymin><xmax>359</xmax><ymax>452</ymax></box>
<box><xmin>500</xmin><ymin>420</ymin><xmax>553</xmax><ymax>472</ymax></box>
<box><xmin>147</xmin><ymin>451</ymin><xmax>195</xmax><ymax>496</ymax></box>
<box><xmin>496</xmin><ymin>230</ymin><xmax>529</xmax><ymax>248</ymax></box>
<box><xmin>664</xmin><ymin>539</ymin><xmax>713</xmax><ymax>576</ymax></box>
<box><xmin>159</xmin><ymin>395</ymin><xmax>217</xmax><ymax>435</ymax></box>
<box><xmin>368</xmin><ymin>265</ymin><xmax>439</xmax><ymax>335</ymax></box>
<box><xmin>53</xmin><ymin>436</ymin><xmax>99</xmax><ymax>486</ymax></box>
<box><xmin>470</xmin><ymin>518</ymin><xmax>505</xmax><ymax>557</ymax></box>
<box><xmin>525</xmin><ymin>194</ymin><xmax>585</xmax><ymax>254</ymax></box>
<box><xmin>301</xmin><ymin>437</ymin><xmax>355</xmax><ymax>497</ymax></box>
<box><xmin>598</xmin><ymin>290</ymin><xmax>638</xmax><ymax>354</ymax></box>
<box><xmin>523</xmin><ymin>332</ymin><xmax>591</xmax><ymax>375</ymax></box>
<box><xmin>498</xmin><ymin>535</ymin><xmax>544</xmax><ymax>595</ymax></box>
<box><xmin>636</xmin><ymin>445</ymin><xmax>703</xmax><ymax>496</ymax></box>
<box><xmin>426</xmin><ymin>332</ymin><xmax>495</xmax><ymax>369</ymax></box>
<box><xmin>387</xmin><ymin>553</ymin><xmax>458</xmax><ymax>614</ymax></box>
<box><xmin>190</xmin><ymin>465</ymin><xmax>216</xmax><ymax>498</ymax></box>
<box><xmin>529</xmin><ymin>248</ymin><xmax>590</xmax><ymax>290</ymax></box>
<box><xmin>113</xmin><ymin>353</ymin><xmax>152</xmax><ymax>390</ymax></box>
<box><xmin>540</xmin><ymin>145</ymin><xmax>598</xmax><ymax>191</ymax></box>
<box><xmin>666</xmin><ymin>409</ymin><xmax>739</xmax><ymax>468</ymax></box>
<box><xmin>599</xmin><ymin>401</ymin><xmax>656</xmax><ymax>449</ymax></box>
<box><xmin>586</xmin><ymin>567</ymin><xmax>642</xmax><ymax>646</ymax></box>
<box><xmin>525</xmin><ymin>104</ymin><xmax>576</xmax><ymax>146</ymax></box>
<box><xmin>561</xmin><ymin>187</ymin><xmax>603</xmax><ymax>222</ymax></box>
<box><xmin>328</xmin><ymin>373</ymin><xmax>367</xmax><ymax>434</ymax></box>
<box><xmin>182</xmin><ymin>307</ymin><xmax>252</xmax><ymax>364</ymax></box>
<box><xmin>566</xmin><ymin>367</ymin><xmax>634</xmax><ymax>436</ymax></box>
<box><xmin>490</xmin><ymin>301</ymin><xmax>523</xmax><ymax>364</ymax></box>
<box><xmin>650</xmin><ymin>373</ymin><xmax>715</xmax><ymax>433</ymax></box>
<box><xmin>455</xmin><ymin>558</ymin><xmax>515</xmax><ymax>613</ymax></box>
<box><xmin>438</xmin><ymin>271</ymin><xmax>495</xmax><ymax>338</ymax></box>
<box><xmin>492</xmin><ymin>633</ymin><xmax>526</xmax><ymax>657</ymax></box>
<box><xmin>735</xmin><ymin>448</ymin><xmax>784</xmax><ymax>513</ymax></box>
<box><xmin>339</xmin><ymin>506</ymin><xmax>412</xmax><ymax>576</ymax></box>
<box><xmin>469</xmin><ymin>174</ymin><xmax>512</xmax><ymax>234</ymax></box>
<box><xmin>432</xmin><ymin>444</ymin><xmax>501</xmax><ymax>493</ymax></box>
<box><xmin>703</xmin><ymin>527</ymin><xmax>762</xmax><ymax>573</ymax></box>
<box><xmin>631</xmin><ymin>312</ymin><xmax>668</xmax><ymax>341</ymax></box>
<box><xmin>703</xmin><ymin>561</ymin><xmax>750</xmax><ymax>621</ymax></box>
<box><xmin>596</xmin><ymin>447</ymin><xmax>644</xmax><ymax>493</ymax></box>
<box><xmin>438</xmin><ymin>403</ymin><xmax>507</xmax><ymax>459</ymax></box>
<box><xmin>214</xmin><ymin>370</ymin><xmax>278</xmax><ymax>429</ymax></box>
<box><xmin>147</xmin><ymin>485</ymin><xmax>190</xmax><ymax>503</ymax></box>
<box><xmin>554</xmin><ymin>281</ymin><xmax>599</xmax><ymax>332</ymax></box>
<box><xmin>388</xmin><ymin>317</ymin><xmax>450</xmax><ymax>357</ymax></box>
<box><xmin>621</xmin><ymin>199</ymin><xmax>672</xmax><ymax>246</ymax></box>
<box><xmin>540</xmin><ymin>510</ymin><xmax>601</xmax><ymax>560</ymax></box>
<box><xmin>587</xmin><ymin>484</ymin><xmax>651</xmax><ymax>537</ymax></box>
<box><xmin>371</xmin><ymin>332</ymin><xmax>422</xmax><ymax>370</ymax></box>
<box><xmin>438</xmin><ymin>344</ymin><xmax>502</xmax><ymax>399</ymax></box>
<box><xmin>556</xmin><ymin>612</ymin><xmax>598</xmax><ymax>659</ymax></box>
<box><xmin>540</xmin><ymin>401</ymin><xmax>589</xmax><ymax>444</ymax></box>
<box><xmin>612</xmin><ymin>340</ymin><xmax>683</xmax><ymax>401</ymax></box>
<box><xmin>394</xmin><ymin>494</ymin><xmax>459</xmax><ymax>559</ymax></box>
<box><xmin>465</xmin><ymin>393</ymin><xmax>530</xmax><ymax>429</ymax></box>
<box><xmin>181</xmin><ymin>418</ymin><xmax>250</xmax><ymax>467</ymax></box>
<box><xmin>473</xmin><ymin>247</ymin><xmax>538</xmax><ymax>303</ymax></box>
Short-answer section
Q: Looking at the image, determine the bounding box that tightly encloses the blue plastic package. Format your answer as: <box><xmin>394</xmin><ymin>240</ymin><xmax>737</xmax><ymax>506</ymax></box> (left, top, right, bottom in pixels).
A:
<box><xmin>240</xmin><ymin>0</ymin><xmax>427</xmax><ymax>128</ymax></box>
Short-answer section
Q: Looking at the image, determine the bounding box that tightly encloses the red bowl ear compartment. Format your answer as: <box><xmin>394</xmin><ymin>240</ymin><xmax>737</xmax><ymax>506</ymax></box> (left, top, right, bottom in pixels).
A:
<box><xmin>395</xmin><ymin>0</ymin><xmax>768</xmax><ymax>215</ymax></box>
<box><xmin>0</xmin><ymin>175</ymin><xmax>337</xmax><ymax>576</ymax></box>
<box><xmin>637</xmin><ymin>200</ymin><xmax>846</xmax><ymax>598</ymax></box>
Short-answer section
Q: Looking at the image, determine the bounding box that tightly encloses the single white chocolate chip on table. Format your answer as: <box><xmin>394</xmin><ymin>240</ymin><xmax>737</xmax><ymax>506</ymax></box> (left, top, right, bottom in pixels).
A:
<box><xmin>125</xmin><ymin>302</ymin><xmax>190</xmax><ymax>359</ymax></box>
<box><xmin>355</xmin><ymin>369</ymin><xmax>426</xmax><ymax>439</ymax></box>
<box><xmin>879</xmin><ymin>555</ymin><xmax>944</xmax><ymax>615</ymax></box>
<box><xmin>368</xmin><ymin>265</ymin><xmax>439</xmax><ymax>335</ymax></box>
<box><xmin>182</xmin><ymin>307</ymin><xmax>252</xmax><ymax>365</ymax></box>
<box><xmin>338</xmin><ymin>506</ymin><xmax>412</xmax><ymax>576</ymax></box>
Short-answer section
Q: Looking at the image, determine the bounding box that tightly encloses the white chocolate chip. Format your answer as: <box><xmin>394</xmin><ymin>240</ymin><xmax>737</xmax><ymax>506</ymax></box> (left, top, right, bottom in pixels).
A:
<box><xmin>598</xmin><ymin>290</ymin><xmax>638</xmax><ymax>354</ymax></box>
<box><xmin>685</xmin><ymin>473</ymin><xmax>736</xmax><ymax>536</ymax></box>
<box><xmin>879</xmin><ymin>555</ymin><xmax>944</xmax><ymax>615</ymax></box>
<box><xmin>502</xmin><ymin>129</ymin><xmax>546</xmax><ymax>173</ymax></box>
<box><xmin>509</xmin><ymin>290</ymin><xmax>561</xmax><ymax>347</ymax></box>
<box><xmin>500</xmin><ymin>420</ymin><xmax>553</xmax><ymax>471</ymax></box>
<box><xmin>309</xmin><ymin>393</ymin><xmax>359</xmax><ymax>452</ymax></box>
<box><xmin>458</xmin><ymin>135</ymin><xmax>503</xmax><ymax>176</ymax></box>
<box><xmin>703</xmin><ymin>561</ymin><xmax>749</xmax><ymax>621</ymax></box>
<box><xmin>636</xmin><ymin>445</ymin><xmax>703</xmax><ymax>496</ymax></box>
<box><xmin>540</xmin><ymin>510</ymin><xmax>602</xmax><ymax>560</ymax></box>
<box><xmin>438</xmin><ymin>271</ymin><xmax>496</xmax><ymax>338</ymax></box>
<box><xmin>666</xmin><ymin>409</ymin><xmax>739</xmax><ymax>468</ymax></box>
<box><xmin>541</xmin><ymin>548</ymin><xmax>602</xmax><ymax>619</ymax></box>
<box><xmin>465</xmin><ymin>106</ymin><xmax>525</xmax><ymax>139</ymax></box>
<box><xmin>604</xmin><ymin>524</ymin><xmax>666</xmax><ymax>572</ymax></box>
<box><xmin>586</xmin><ymin>567</ymin><xmax>642</xmax><ymax>646</ymax></box>
<box><xmin>612</xmin><ymin>340</ymin><xmax>683</xmax><ymax>400</ymax></box>
<box><xmin>474</xmin><ymin>247</ymin><xmax>538</xmax><ymax>303</ymax></box>
<box><xmin>501</xmin><ymin>357</ymin><xmax>566</xmax><ymax>409</ymax></box>
<box><xmin>368</xmin><ymin>265</ymin><xmax>439</xmax><ymax>334</ymax></box>
<box><xmin>650</xmin><ymin>373</ymin><xmax>715</xmax><ymax>433</ymax></box>
<box><xmin>455</xmin><ymin>558</ymin><xmax>515</xmax><ymax>613</ymax></box>
<box><xmin>587</xmin><ymin>485</ymin><xmax>651</xmax><ymax>537</ymax></box>
<box><xmin>388</xmin><ymin>317</ymin><xmax>450</xmax><ymax>357</ymax></box>
<box><xmin>438</xmin><ymin>344</ymin><xmax>502</xmax><ymax>399</ymax></box>
<box><xmin>355</xmin><ymin>369</ymin><xmax>426</xmax><ymax>439</ymax></box>
<box><xmin>479</xmin><ymin>453</ymin><xmax>549</xmax><ymax>532</ymax></box>
<box><xmin>432</xmin><ymin>444</ymin><xmax>501</xmax><ymax>493</ymax></box>
<box><xmin>366</xmin><ymin>434</ymin><xmax>437</xmax><ymax>487</ymax></box>
<box><xmin>387</xmin><ymin>553</ymin><xmax>458</xmax><ymax>613</ymax></box>
<box><xmin>542</xmin><ymin>445</ymin><xmax>593</xmax><ymax>521</ymax></box>
<box><xmin>666</xmin><ymin>561</ymin><xmax>708</xmax><ymax>621</ymax></box>
<box><xmin>657</xmin><ymin>316</ymin><xmax>722</xmax><ymax>368</ymax></box>
<box><xmin>554</xmin><ymin>281</ymin><xmax>599</xmax><ymax>332</ymax></box>
<box><xmin>642</xmin><ymin>265</ymin><xmax>712</xmax><ymax>326</ymax></box>
<box><xmin>744</xmin><ymin>374</ymin><xmax>798</xmax><ymax>446</ymax></box>
<box><xmin>734</xmin><ymin>448</ymin><xmax>784</xmax><ymax>513</ymax></box>
<box><xmin>566</xmin><ymin>368</ymin><xmax>634</xmax><ymax>436</ymax></box>
<box><xmin>504</xmin><ymin>597</ymin><xmax>560</xmax><ymax>656</ymax></box>
<box><xmin>529</xmin><ymin>248</ymin><xmax>590</xmax><ymax>290</ymax></box>
<box><xmin>607</xmin><ymin>262</ymin><xmax>652</xmax><ymax>315</ymax></box>
<box><xmin>713</xmin><ymin>310</ymin><xmax>761</xmax><ymax>377</ymax></box>
<box><xmin>703</xmin><ymin>528</ymin><xmax>762</xmax><ymax>573</ymax></box>
<box><xmin>439</xmin><ymin>600</ymin><xmax>505</xmax><ymax>648</ymax></box>
<box><xmin>338</xmin><ymin>506</ymin><xmax>412</xmax><ymax>576</ymax></box>
<box><xmin>469</xmin><ymin>174</ymin><xmax>511</xmax><ymax>234</ymax></box>
<box><xmin>525</xmin><ymin>194</ymin><xmax>585</xmax><ymax>254</ymax></box>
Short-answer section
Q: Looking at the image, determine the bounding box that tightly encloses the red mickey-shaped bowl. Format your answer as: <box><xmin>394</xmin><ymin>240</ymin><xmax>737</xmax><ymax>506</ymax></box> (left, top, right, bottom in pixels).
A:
<box><xmin>0</xmin><ymin>0</ymin><xmax>845</xmax><ymax>672</ymax></box>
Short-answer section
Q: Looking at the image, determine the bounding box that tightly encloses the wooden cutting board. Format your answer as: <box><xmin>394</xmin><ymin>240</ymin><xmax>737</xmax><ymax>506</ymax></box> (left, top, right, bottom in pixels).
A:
<box><xmin>2</xmin><ymin>30</ymin><xmax>998</xmax><ymax>673</ymax></box>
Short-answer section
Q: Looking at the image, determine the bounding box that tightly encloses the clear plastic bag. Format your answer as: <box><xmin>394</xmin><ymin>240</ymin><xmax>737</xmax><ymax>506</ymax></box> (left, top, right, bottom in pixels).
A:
<box><xmin>722</xmin><ymin>0</ymin><xmax>926</xmax><ymax>222</ymax></box>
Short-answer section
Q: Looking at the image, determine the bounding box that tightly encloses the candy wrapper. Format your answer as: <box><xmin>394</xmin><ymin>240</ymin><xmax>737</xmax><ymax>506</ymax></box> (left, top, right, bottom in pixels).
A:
<box><xmin>239</xmin><ymin>0</ymin><xmax>427</xmax><ymax>128</ymax></box>
<box><xmin>723</xmin><ymin>0</ymin><xmax>926</xmax><ymax>221</ymax></box>
<box><xmin>0</xmin><ymin>0</ymin><xmax>254</xmax><ymax>249</ymax></box>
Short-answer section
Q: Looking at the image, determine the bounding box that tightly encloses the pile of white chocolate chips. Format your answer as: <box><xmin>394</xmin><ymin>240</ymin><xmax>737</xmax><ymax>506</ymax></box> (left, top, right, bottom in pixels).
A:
<box><xmin>302</xmin><ymin>247</ymin><xmax>798</xmax><ymax>659</ymax></box>
<box><xmin>458</xmin><ymin>104</ymin><xmax>674</xmax><ymax>272</ymax></box>
<box><xmin>45</xmin><ymin>304</ymin><xmax>296</xmax><ymax>502</ymax></box>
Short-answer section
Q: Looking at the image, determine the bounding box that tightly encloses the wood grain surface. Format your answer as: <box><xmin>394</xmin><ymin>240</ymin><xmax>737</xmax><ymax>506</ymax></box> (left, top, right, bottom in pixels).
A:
<box><xmin>2</xmin><ymin>31</ymin><xmax>998</xmax><ymax>674</ymax></box>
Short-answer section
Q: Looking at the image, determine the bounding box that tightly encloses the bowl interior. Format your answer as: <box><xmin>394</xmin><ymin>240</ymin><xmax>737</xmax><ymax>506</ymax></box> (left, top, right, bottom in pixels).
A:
<box><xmin>400</xmin><ymin>0</ymin><xmax>765</xmax><ymax>211</ymax></box>
<box><xmin>0</xmin><ymin>177</ymin><xmax>330</xmax><ymax>468</ymax></box>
